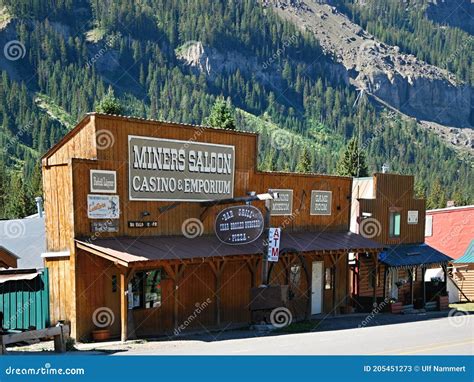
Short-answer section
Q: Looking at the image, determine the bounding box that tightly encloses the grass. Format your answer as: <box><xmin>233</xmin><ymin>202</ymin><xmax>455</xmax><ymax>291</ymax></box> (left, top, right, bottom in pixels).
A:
<box><xmin>275</xmin><ymin>320</ymin><xmax>321</xmax><ymax>334</ymax></box>
<box><xmin>449</xmin><ymin>302</ymin><xmax>474</xmax><ymax>312</ymax></box>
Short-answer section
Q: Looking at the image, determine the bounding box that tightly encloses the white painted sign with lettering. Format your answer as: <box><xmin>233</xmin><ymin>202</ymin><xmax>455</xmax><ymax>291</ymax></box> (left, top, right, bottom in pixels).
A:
<box><xmin>267</xmin><ymin>228</ymin><xmax>281</xmax><ymax>262</ymax></box>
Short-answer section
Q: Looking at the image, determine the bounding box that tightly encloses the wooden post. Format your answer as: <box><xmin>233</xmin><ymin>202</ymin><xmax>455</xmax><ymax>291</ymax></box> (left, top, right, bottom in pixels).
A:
<box><xmin>443</xmin><ymin>265</ymin><xmax>448</xmax><ymax>295</ymax></box>
<box><xmin>209</xmin><ymin>260</ymin><xmax>226</xmax><ymax>327</ymax></box>
<box><xmin>372</xmin><ymin>253</ymin><xmax>378</xmax><ymax>307</ymax></box>
<box><xmin>0</xmin><ymin>335</ymin><xmax>5</xmax><ymax>355</ymax></box>
<box><xmin>120</xmin><ymin>271</ymin><xmax>127</xmax><ymax>342</ymax></box>
<box><xmin>382</xmin><ymin>267</ymin><xmax>388</xmax><ymax>301</ymax></box>
<box><xmin>422</xmin><ymin>267</ymin><xmax>426</xmax><ymax>308</ymax></box>
<box><xmin>410</xmin><ymin>268</ymin><xmax>414</xmax><ymax>306</ymax></box>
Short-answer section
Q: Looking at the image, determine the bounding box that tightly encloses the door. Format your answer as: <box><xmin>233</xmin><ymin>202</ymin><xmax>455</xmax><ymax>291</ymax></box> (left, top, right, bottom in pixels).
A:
<box><xmin>311</xmin><ymin>261</ymin><xmax>323</xmax><ymax>315</ymax></box>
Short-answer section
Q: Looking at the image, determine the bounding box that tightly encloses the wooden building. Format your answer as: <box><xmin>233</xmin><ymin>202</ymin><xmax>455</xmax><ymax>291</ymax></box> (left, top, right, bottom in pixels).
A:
<box><xmin>41</xmin><ymin>113</ymin><xmax>382</xmax><ymax>341</ymax></box>
<box><xmin>351</xmin><ymin>173</ymin><xmax>452</xmax><ymax>312</ymax></box>
<box><xmin>452</xmin><ymin>241</ymin><xmax>474</xmax><ymax>302</ymax></box>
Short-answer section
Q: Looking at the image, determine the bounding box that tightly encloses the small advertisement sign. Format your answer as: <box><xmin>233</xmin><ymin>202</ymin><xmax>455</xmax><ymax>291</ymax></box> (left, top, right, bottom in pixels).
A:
<box><xmin>90</xmin><ymin>220</ymin><xmax>119</xmax><ymax>233</ymax></box>
<box><xmin>90</xmin><ymin>170</ymin><xmax>117</xmax><ymax>193</ymax></box>
<box><xmin>267</xmin><ymin>228</ymin><xmax>281</xmax><ymax>262</ymax></box>
<box><xmin>270</xmin><ymin>189</ymin><xmax>293</xmax><ymax>216</ymax></box>
<box><xmin>310</xmin><ymin>190</ymin><xmax>332</xmax><ymax>216</ymax></box>
<box><xmin>408</xmin><ymin>210</ymin><xmax>419</xmax><ymax>224</ymax></box>
<box><xmin>87</xmin><ymin>194</ymin><xmax>120</xmax><ymax>219</ymax></box>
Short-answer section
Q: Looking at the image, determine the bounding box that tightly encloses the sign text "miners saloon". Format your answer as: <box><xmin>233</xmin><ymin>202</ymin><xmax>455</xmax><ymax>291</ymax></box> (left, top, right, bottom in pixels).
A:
<box><xmin>128</xmin><ymin>136</ymin><xmax>235</xmax><ymax>202</ymax></box>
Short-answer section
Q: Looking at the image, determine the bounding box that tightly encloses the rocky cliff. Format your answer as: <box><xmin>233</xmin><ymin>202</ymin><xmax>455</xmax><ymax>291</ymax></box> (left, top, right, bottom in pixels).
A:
<box><xmin>263</xmin><ymin>0</ymin><xmax>473</xmax><ymax>152</ymax></box>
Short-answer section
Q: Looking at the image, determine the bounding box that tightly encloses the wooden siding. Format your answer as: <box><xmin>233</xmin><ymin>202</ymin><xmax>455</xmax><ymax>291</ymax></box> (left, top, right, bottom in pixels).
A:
<box><xmin>43</xmin><ymin>116</ymin><xmax>97</xmax><ymax>167</ymax></box>
<box><xmin>454</xmin><ymin>264</ymin><xmax>474</xmax><ymax>301</ymax></box>
<box><xmin>41</xmin><ymin>114</ymin><xmax>365</xmax><ymax>340</ymax></box>
<box><xmin>358</xmin><ymin>174</ymin><xmax>426</xmax><ymax>245</ymax></box>
<box><xmin>45</xmin><ymin>257</ymin><xmax>74</xmax><ymax>328</ymax></box>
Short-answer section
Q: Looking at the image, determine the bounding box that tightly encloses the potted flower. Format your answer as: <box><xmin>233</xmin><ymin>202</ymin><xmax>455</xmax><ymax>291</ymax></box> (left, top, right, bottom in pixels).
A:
<box><xmin>437</xmin><ymin>291</ymin><xmax>449</xmax><ymax>311</ymax></box>
<box><xmin>389</xmin><ymin>298</ymin><xmax>403</xmax><ymax>314</ymax></box>
<box><xmin>91</xmin><ymin>307</ymin><xmax>115</xmax><ymax>341</ymax></box>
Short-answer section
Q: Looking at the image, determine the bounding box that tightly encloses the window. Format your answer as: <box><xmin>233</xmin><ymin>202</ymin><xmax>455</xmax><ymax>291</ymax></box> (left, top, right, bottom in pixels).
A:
<box><xmin>425</xmin><ymin>215</ymin><xmax>433</xmax><ymax>237</ymax></box>
<box><xmin>324</xmin><ymin>267</ymin><xmax>332</xmax><ymax>290</ymax></box>
<box><xmin>129</xmin><ymin>269</ymin><xmax>163</xmax><ymax>309</ymax></box>
<box><xmin>389</xmin><ymin>210</ymin><xmax>401</xmax><ymax>237</ymax></box>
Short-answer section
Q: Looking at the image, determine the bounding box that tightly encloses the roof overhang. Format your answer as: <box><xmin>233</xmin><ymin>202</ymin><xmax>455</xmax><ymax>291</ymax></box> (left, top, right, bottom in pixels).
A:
<box><xmin>75</xmin><ymin>231</ymin><xmax>384</xmax><ymax>268</ymax></box>
<box><xmin>0</xmin><ymin>246</ymin><xmax>19</xmax><ymax>269</ymax></box>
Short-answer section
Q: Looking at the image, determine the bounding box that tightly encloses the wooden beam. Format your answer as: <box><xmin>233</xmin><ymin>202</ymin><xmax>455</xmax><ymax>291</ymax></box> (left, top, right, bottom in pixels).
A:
<box><xmin>120</xmin><ymin>270</ymin><xmax>127</xmax><ymax>342</ymax></box>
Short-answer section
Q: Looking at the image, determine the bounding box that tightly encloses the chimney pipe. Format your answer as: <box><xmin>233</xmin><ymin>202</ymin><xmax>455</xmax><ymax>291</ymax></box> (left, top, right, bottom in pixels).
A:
<box><xmin>35</xmin><ymin>196</ymin><xmax>43</xmax><ymax>218</ymax></box>
<box><xmin>382</xmin><ymin>163</ymin><xmax>389</xmax><ymax>174</ymax></box>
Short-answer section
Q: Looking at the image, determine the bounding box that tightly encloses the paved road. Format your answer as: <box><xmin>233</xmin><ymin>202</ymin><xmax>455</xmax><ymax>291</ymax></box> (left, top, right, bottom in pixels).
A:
<box><xmin>117</xmin><ymin>315</ymin><xmax>473</xmax><ymax>355</ymax></box>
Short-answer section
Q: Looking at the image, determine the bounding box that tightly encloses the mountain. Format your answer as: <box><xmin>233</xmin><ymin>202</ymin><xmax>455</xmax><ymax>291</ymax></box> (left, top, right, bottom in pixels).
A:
<box><xmin>0</xmin><ymin>0</ymin><xmax>472</xmax><ymax>218</ymax></box>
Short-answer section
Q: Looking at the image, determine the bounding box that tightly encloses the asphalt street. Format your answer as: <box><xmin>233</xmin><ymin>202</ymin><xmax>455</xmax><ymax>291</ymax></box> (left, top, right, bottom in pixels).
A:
<box><xmin>117</xmin><ymin>315</ymin><xmax>473</xmax><ymax>355</ymax></box>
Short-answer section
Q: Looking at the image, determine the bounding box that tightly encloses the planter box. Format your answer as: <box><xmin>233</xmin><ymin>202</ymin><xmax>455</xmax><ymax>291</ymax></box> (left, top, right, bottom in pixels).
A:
<box><xmin>438</xmin><ymin>295</ymin><xmax>449</xmax><ymax>311</ymax></box>
<box><xmin>390</xmin><ymin>302</ymin><xmax>403</xmax><ymax>314</ymax></box>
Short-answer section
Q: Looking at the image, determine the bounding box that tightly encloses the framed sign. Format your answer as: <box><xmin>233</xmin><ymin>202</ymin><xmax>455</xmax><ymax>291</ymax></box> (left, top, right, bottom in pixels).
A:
<box><xmin>407</xmin><ymin>210</ymin><xmax>419</xmax><ymax>224</ymax></box>
<box><xmin>87</xmin><ymin>195</ymin><xmax>120</xmax><ymax>219</ymax></box>
<box><xmin>128</xmin><ymin>221</ymin><xmax>158</xmax><ymax>228</ymax></box>
<box><xmin>129</xmin><ymin>136</ymin><xmax>235</xmax><ymax>202</ymax></box>
<box><xmin>267</xmin><ymin>228</ymin><xmax>281</xmax><ymax>262</ymax></box>
<box><xmin>214</xmin><ymin>205</ymin><xmax>264</xmax><ymax>245</ymax></box>
<box><xmin>90</xmin><ymin>170</ymin><xmax>116</xmax><ymax>193</ymax></box>
<box><xmin>91</xmin><ymin>220</ymin><xmax>119</xmax><ymax>233</ymax></box>
<box><xmin>310</xmin><ymin>190</ymin><xmax>332</xmax><ymax>216</ymax></box>
<box><xmin>270</xmin><ymin>189</ymin><xmax>293</xmax><ymax>216</ymax></box>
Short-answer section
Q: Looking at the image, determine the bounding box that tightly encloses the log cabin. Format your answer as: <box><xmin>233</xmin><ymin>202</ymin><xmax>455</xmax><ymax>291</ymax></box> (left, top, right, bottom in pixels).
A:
<box><xmin>41</xmin><ymin>113</ymin><xmax>383</xmax><ymax>341</ymax></box>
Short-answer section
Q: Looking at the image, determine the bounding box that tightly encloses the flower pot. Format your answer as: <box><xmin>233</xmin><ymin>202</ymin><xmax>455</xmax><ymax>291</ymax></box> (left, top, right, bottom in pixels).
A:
<box><xmin>438</xmin><ymin>295</ymin><xmax>449</xmax><ymax>311</ymax></box>
<box><xmin>390</xmin><ymin>302</ymin><xmax>403</xmax><ymax>314</ymax></box>
<box><xmin>92</xmin><ymin>329</ymin><xmax>111</xmax><ymax>342</ymax></box>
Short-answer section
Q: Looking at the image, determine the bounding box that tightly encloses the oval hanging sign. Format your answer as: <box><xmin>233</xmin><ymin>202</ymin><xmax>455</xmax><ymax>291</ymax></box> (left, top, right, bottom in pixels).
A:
<box><xmin>214</xmin><ymin>205</ymin><xmax>264</xmax><ymax>245</ymax></box>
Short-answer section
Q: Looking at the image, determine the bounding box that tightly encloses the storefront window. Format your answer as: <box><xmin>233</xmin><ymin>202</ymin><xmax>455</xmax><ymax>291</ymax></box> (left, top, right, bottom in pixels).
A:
<box><xmin>129</xmin><ymin>269</ymin><xmax>163</xmax><ymax>309</ymax></box>
<box><xmin>389</xmin><ymin>210</ymin><xmax>401</xmax><ymax>237</ymax></box>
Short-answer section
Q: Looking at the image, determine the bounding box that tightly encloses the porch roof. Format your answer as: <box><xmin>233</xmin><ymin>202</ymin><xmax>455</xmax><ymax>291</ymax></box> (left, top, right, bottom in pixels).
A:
<box><xmin>379</xmin><ymin>244</ymin><xmax>452</xmax><ymax>269</ymax></box>
<box><xmin>76</xmin><ymin>231</ymin><xmax>383</xmax><ymax>266</ymax></box>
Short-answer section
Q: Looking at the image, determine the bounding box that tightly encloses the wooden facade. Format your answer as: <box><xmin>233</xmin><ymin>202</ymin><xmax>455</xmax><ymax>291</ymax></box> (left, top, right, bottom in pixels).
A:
<box><xmin>42</xmin><ymin>114</ymin><xmax>381</xmax><ymax>341</ymax></box>
<box><xmin>352</xmin><ymin>173</ymin><xmax>450</xmax><ymax>311</ymax></box>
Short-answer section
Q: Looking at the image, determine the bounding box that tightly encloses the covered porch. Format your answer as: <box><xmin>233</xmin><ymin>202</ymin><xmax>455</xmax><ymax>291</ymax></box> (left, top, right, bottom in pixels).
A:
<box><xmin>72</xmin><ymin>231</ymin><xmax>382</xmax><ymax>341</ymax></box>
<box><xmin>355</xmin><ymin>244</ymin><xmax>452</xmax><ymax>312</ymax></box>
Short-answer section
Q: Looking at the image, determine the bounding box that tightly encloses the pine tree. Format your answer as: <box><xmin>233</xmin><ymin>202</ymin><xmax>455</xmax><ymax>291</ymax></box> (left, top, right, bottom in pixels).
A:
<box><xmin>426</xmin><ymin>179</ymin><xmax>447</xmax><ymax>210</ymax></box>
<box><xmin>295</xmin><ymin>147</ymin><xmax>312</xmax><ymax>173</ymax></box>
<box><xmin>5</xmin><ymin>174</ymin><xmax>28</xmax><ymax>219</ymax></box>
<box><xmin>95</xmin><ymin>86</ymin><xmax>124</xmax><ymax>115</ymax></box>
<box><xmin>336</xmin><ymin>137</ymin><xmax>369</xmax><ymax>177</ymax></box>
<box><xmin>207</xmin><ymin>97</ymin><xmax>236</xmax><ymax>130</ymax></box>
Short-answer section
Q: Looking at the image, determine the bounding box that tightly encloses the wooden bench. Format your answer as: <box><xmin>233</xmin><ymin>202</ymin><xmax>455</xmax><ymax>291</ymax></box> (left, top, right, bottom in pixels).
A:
<box><xmin>0</xmin><ymin>325</ymin><xmax>70</xmax><ymax>354</ymax></box>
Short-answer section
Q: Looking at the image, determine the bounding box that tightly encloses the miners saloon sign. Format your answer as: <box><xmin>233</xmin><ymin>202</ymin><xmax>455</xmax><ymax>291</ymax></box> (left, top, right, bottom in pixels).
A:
<box><xmin>128</xmin><ymin>136</ymin><xmax>235</xmax><ymax>201</ymax></box>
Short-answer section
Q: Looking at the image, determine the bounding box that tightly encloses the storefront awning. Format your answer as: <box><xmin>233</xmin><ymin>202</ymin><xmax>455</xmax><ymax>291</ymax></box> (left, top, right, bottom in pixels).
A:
<box><xmin>379</xmin><ymin>244</ymin><xmax>452</xmax><ymax>269</ymax></box>
<box><xmin>76</xmin><ymin>231</ymin><xmax>383</xmax><ymax>266</ymax></box>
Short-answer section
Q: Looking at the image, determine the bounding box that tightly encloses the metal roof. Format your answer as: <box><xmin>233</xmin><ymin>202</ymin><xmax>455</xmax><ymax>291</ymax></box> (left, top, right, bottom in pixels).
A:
<box><xmin>453</xmin><ymin>240</ymin><xmax>474</xmax><ymax>264</ymax></box>
<box><xmin>379</xmin><ymin>244</ymin><xmax>452</xmax><ymax>268</ymax></box>
<box><xmin>76</xmin><ymin>231</ymin><xmax>383</xmax><ymax>265</ymax></box>
<box><xmin>0</xmin><ymin>216</ymin><xmax>45</xmax><ymax>269</ymax></box>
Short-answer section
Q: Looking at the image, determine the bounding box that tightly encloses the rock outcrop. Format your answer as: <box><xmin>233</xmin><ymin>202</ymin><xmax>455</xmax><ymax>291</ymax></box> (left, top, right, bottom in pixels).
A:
<box><xmin>265</xmin><ymin>0</ymin><xmax>473</xmax><ymax>130</ymax></box>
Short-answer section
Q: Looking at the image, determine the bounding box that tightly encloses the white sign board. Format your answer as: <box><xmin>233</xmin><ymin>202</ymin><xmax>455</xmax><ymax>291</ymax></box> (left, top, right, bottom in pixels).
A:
<box><xmin>407</xmin><ymin>210</ymin><xmax>418</xmax><ymax>224</ymax></box>
<box><xmin>87</xmin><ymin>194</ymin><xmax>120</xmax><ymax>219</ymax></box>
<box><xmin>267</xmin><ymin>228</ymin><xmax>281</xmax><ymax>262</ymax></box>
